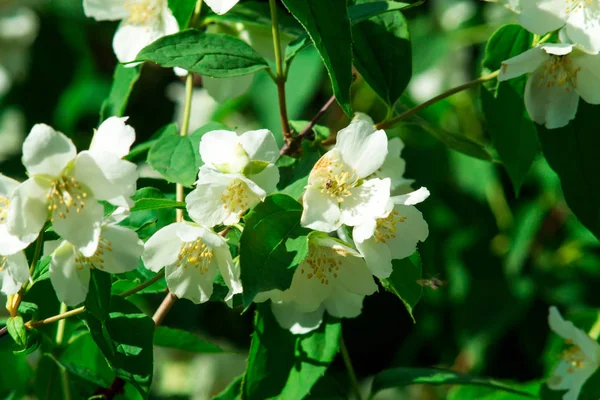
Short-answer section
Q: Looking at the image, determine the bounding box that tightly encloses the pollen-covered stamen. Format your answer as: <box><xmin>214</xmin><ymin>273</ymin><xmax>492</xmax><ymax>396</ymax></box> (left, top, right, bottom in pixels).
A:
<box><xmin>74</xmin><ymin>237</ymin><xmax>112</xmax><ymax>271</ymax></box>
<box><xmin>221</xmin><ymin>180</ymin><xmax>251</xmax><ymax>218</ymax></box>
<box><xmin>300</xmin><ymin>244</ymin><xmax>347</xmax><ymax>286</ymax></box>
<box><xmin>314</xmin><ymin>157</ymin><xmax>360</xmax><ymax>203</ymax></box>
<box><xmin>374</xmin><ymin>210</ymin><xmax>406</xmax><ymax>244</ymax></box>
<box><xmin>46</xmin><ymin>176</ymin><xmax>89</xmax><ymax>221</ymax></box>
<box><xmin>561</xmin><ymin>340</ymin><xmax>587</xmax><ymax>373</ymax></box>
<box><xmin>0</xmin><ymin>196</ymin><xmax>9</xmax><ymax>224</ymax></box>
<box><xmin>125</xmin><ymin>0</ymin><xmax>160</xmax><ymax>26</ymax></box>
<box><xmin>176</xmin><ymin>239</ymin><xmax>214</xmax><ymax>275</ymax></box>
<box><xmin>564</xmin><ymin>0</ymin><xmax>593</xmax><ymax>14</ymax></box>
<box><xmin>538</xmin><ymin>55</ymin><xmax>582</xmax><ymax>92</ymax></box>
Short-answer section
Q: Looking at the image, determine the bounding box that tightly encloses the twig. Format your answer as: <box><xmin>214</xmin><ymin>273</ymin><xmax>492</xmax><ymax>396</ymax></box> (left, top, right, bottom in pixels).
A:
<box><xmin>269</xmin><ymin>0</ymin><xmax>292</xmax><ymax>141</ymax></box>
<box><xmin>340</xmin><ymin>333</ymin><xmax>364</xmax><ymax>400</ymax></box>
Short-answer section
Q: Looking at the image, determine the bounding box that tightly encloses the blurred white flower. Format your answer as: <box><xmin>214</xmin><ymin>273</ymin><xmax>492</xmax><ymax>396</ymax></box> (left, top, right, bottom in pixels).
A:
<box><xmin>142</xmin><ymin>222</ymin><xmax>241</xmax><ymax>304</ymax></box>
<box><xmin>499</xmin><ymin>43</ymin><xmax>600</xmax><ymax>129</ymax></box>
<box><xmin>547</xmin><ymin>306</ymin><xmax>600</xmax><ymax>400</ymax></box>
<box><xmin>166</xmin><ymin>84</ymin><xmax>219</xmax><ymax>133</ymax></box>
<box><xmin>7</xmin><ymin>117</ymin><xmax>138</xmax><ymax>256</ymax></box>
<box><xmin>0</xmin><ymin>108</ymin><xmax>25</xmax><ymax>163</ymax></box>
<box><xmin>83</xmin><ymin>0</ymin><xmax>179</xmax><ymax>63</ymax></box>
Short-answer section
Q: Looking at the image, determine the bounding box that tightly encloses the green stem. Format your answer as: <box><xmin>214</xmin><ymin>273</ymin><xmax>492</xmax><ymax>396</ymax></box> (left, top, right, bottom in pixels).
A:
<box><xmin>55</xmin><ymin>302</ymin><xmax>71</xmax><ymax>400</ymax></box>
<box><xmin>29</xmin><ymin>232</ymin><xmax>44</xmax><ymax>276</ymax></box>
<box><xmin>269</xmin><ymin>0</ymin><xmax>292</xmax><ymax>140</ymax></box>
<box><xmin>176</xmin><ymin>71</ymin><xmax>195</xmax><ymax>222</ymax></box>
<box><xmin>374</xmin><ymin>70</ymin><xmax>500</xmax><ymax>131</ymax></box>
<box><xmin>118</xmin><ymin>269</ymin><xmax>166</xmax><ymax>298</ymax></box>
<box><xmin>340</xmin><ymin>334</ymin><xmax>364</xmax><ymax>400</ymax></box>
<box><xmin>589</xmin><ymin>311</ymin><xmax>600</xmax><ymax>340</ymax></box>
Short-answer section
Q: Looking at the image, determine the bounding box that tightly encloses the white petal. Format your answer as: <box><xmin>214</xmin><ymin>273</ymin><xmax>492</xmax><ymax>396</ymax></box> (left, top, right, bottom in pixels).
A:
<box><xmin>203</xmin><ymin>75</ymin><xmax>254</xmax><ymax>102</ymax></box>
<box><xmin>356</xmin><ymin>238</ymin><xmax>393</xmax><ymax>278</ymax></box>
<box><xmin>323</xmin><ymin>287</ymin><xmax>365</xmax><ymax>319</ymax></box>
<box><xmin>392</xmin><ymin>187</ymin><xmax>430</xmax><ymax>206</ymax></box>
<box><xmin>541</xmin><ymin>43</ymin><xmax>575</xmax><ymax>56</ymax></box>
<box><xmin>524</xmin><ymin>69</ymin><xmax>580</xmax><ymax>129</ymax></box>
<box><xmin>113</xmin><ymin>21</ymin><xmax>166</xmax><ymax>64</ymax></box>
<box><xmin>204</xmin><ymin>0</ymin><xmax>240</xmax><ymax>15</ymax></box>
<box><xmin>165</xmin><ymin>261</ymin><xmax>217</xmax><ymax>304</ymax></box>
<box><xmin>239</xmin><ymin>129</ymin><xmax>280</xmax><ymax>164</ymax></box>
<box><xmin>72</xmin><ymin>151</ymin><xmax>137</xmax><ymax>205</ymax></box>
<box><xmin>6</xmin><ymin>179</ymin><xmax>49</xmax><ymax>243</ymax></box>
<box><xmin>0</xmin><ymin>251</ymin><xmax>30</xmax><ymax>295</ymax></box>
<box><xmin>90</xmin><ymin>117</ymin><xmax>136</xmax><ymax>158</ymax></box>
<box><xmin>499</xmin><ymin>47</ymin><xmax>547</xmax><ymax>82</ymax></box>
<box><xmin>518</xmin><ymin>0</ymin><xmax>566</xmax><ymax>35</ymax></box>
<box><xmin>287</xmin><ymin>260</ymin><xmax>332</xmax><ymax>313</ymax></box>
<box><xmin>387</xmin><ymin>205</ymin><xmax>429</xmax><ymax>260</ymax></box>
<box><xmin>0</xmin><ymin>174</ymin><xmax>19</xmax><ymax>197</ymax></box>
<box><xmin>142</xmin><ymin>223</ymin><xmax>186</xmax><ymax>272</ymax></box>
<box><xmin>49</xmin><ymin>241</ymin><xmax>90</xmax><ymax>306</ymax></box>
<box><xmin>271</xmin><ymin>301</ymin><xmax>324</xmax><ymax>335</ymax></box>
<box><xmin>300</xmin><ymin>186</ymin><xmax>341</xmax><ymax>232</ymax></box>
<box><xmin>336</xmin><ymin>255</ymin><xmax>378</xmax><ymax>295</ymax></box>
<box><xmin>248</xmin><ymin>163</ymin><xmax>279</xmax><ymax>194</ymax></box>
<box><xmin>353</xmin><ymin>218</ymin><xmax>377</xmax><ymax>243</ymax></box>
<box><xmin>52</xmin><ymin>199</ymin><xmax>104</xmax><ymax>257</ymax></box>
<box><xmin>353</xmin><ymin>112</ymin><xmax>374</xmax><ymax>124</ymax></box>
<box><xmin>199</xmin><ymin>130</ymin><xmax>249</xmax><ymax>173</ymax></box>
<box><xmin>22</xmin><ymin>124</ymin><xmax>76</xmax><ymax>177</ymax></box>
<box><xmin>565</xmin><ymin>6</ymin><xmax>600</xmax><ymax>54</ymax></box>
<box><xmin>548</xmin><ymin>306</ymin><xmax>600</xmax><ymax>361</ymax></box>
<box><xmin>215</xmin><ymin>244</ymin><xmax>242</xmax><ymax>303</ymax></box>
<box><xmin>335</xmin><ymin>120</ymin><xmax>388</xmax><ymax>177</ymax></box>
<box><xmin>83</xmin><ymin>0</ymin><xmax>129</xmax><ymax>20</ymax></box>
<box><xmin>97</xmin><ymin>225</ymin><xmax>143</xmax><ymax>274</ymax></box>
<box><xmin>573</xmin><ymin>52</ymin><xmax>600</xmax><ymax>104</ymax></box>
<box><xmin>0</xmin><ymin>224</ymin><xmax>32</xmax><ymax>256</ymax></box>
<box><xmin>340</xmin><ymin>178</ymin><xmax>391</xmax><ymax>227</ymax></box>
<box><xmin>374</xmin><ymin>137</ymin><xmax>407</xmax><ymax>189</ymax></box>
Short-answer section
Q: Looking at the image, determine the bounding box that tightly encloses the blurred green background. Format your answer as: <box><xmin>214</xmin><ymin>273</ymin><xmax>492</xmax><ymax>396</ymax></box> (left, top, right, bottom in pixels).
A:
<box><xmin>1</xmin><ymin>0</ymin><xmax>599</xmax><ymax>398</ymax></box>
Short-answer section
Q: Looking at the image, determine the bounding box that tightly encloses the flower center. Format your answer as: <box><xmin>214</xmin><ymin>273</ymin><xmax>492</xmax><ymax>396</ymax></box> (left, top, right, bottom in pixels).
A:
<box><xmin>314</xmin><ymin>156</ymin><xmax>359</xmax><ymax>203</ymax></box>
<box><xmin>46</xmin><ymin>176</ymin><xmax>88</xmax><ymax>221</ymax></box>
<box><xmin>74</xmin><ymin>237</ymin><xmax>112</xmax><ymax>270</ymax></box>
<box><xmin>300</xmin><ymin>244</ymin><xmax>351</xmax><ymax>286</ymax></box>
<box><xmin>177</xmin><ymin>239</ymin><xmax>214</xmax><ymax>275</ymax></box>
<box><xmin>125</xmin><ymin>0</ymin><xmax>159</xmax><ymax>26</ymax></box>
<box><xmin>221</xmin><ymin>179</ymin><xmax>251</xmax><ymax>218</ymax></box>
<box><xmin>374</xmin><ymin>210</ymin><xmax>406</xmax><ymax>244</ymax></box>
<box><xmin>0</xmin><ymin>196</ymin><xmax>8</xmax><ymax>224</ymax></box>
<box><xmin>561</xmin><ymin>340</ymin><xmax>587</xmax><ymax>373</ymax></box>
<box><xmin>564</xmin><ymin>0</ymin><xmax>593</xmax><ymax>14</ymax></box>
<box><xmin>538</xmin><ymin>55</ymin><xmax>581</xmax><ymax>91</ymax></box>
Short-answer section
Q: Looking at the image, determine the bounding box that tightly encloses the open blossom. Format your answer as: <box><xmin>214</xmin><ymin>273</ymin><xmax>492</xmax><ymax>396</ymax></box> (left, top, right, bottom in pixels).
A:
<box><xmin>519</xmin><ymin>0</ymin><xmax>600</xmax><ymax>54</ymax></box>
<box><xmin>301</xmin><ymin>118</ymin><xmax>390</xmax><ymax>232</ymax></box>
<box><xmin>83</xmin><ymin>0</ymin><xmax>178</xmax><ymax>63</ymax></box>
<box><xmin>45</xmin><ymin>218</ymin><xmax>143</xmax><ymax>306</ymax></box>
<box><xmin>7</xmin><ymin>117</ymin><xmax>138</xmax><ymax>256</ymax></box>
<box><xmin>142</xmin><ymin>222</ymin><xmax>241</xmax><ymax>304</ymax></box>
<box><xmin>186</xmin><ymin>129</ymin><xmax>280</xmax><ymax>227</ymax></box>
<box><xmin>499</xmin><ymin>43</ymin><xmax>600</xmax><ymax>129</ymax></box>
<box><xmin>204</xmin><ymin>0</ymin><xmax>240</xmax><ymax>15</ymax></box>
<box><xmin>353</xmin><ymin>188</ymin><xmax>429</xmax><ymax>278</ymax></box>
<box><xmin>547</xmin><ymin>306</ymin><xmax>600</xmax><ymax>400</ymax></box>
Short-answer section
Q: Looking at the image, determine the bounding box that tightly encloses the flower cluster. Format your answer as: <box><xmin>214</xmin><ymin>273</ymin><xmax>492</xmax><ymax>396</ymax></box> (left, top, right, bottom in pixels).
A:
<box><xmin>498</xmin><ymin>0</ymin><xmax>600</xmax><ymax>128</ymax></box>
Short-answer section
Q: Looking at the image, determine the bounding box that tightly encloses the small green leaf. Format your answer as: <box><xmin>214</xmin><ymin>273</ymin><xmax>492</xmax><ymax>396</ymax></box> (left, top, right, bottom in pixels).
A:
<box><xmin>239</xmin><ymin>194</ymin><xmax>310</xmax><ymax>306</ymax></box>
<box><xmin>136</xmin><ymin>30</ymin><xmax>269</xmax><ymax>78</ymax></box>
<box><xmin>31</xmin><ymin>256</ymin><xmax>50</xmax><ymax>284</ymax></box>
<box><xmin>281</xmin><ymin>0</ymin><xmax>354</xmax><ymax>116</ymax></box>
<box><xmin>100</xmin><ymin>64</ymin><xmax>141</xmax><ymax>121</ymax></box>
<box><xmin>168</xmin><ymin>0</ymin><xmax>197</xmax><ymax>29</ymax></box>
<box><xmin>6</xmin><ymin>316</ymin><xmax>27</xmax><ymax>349</ymax></box>
<box><xmin>371</xmin><ymin>367</ymin><xmax>536</xmax><ymax>398</ymax></box>
<box><xmin>380</xmin><ymin>252</ymin><xmax>423</xmax><ymax>321</ymax></box>
<box><xmin>154</xmin><ymin>327</ymin><xmax>224</xmax><ymax>353</ymax></box>
<box><xmin>17</xmin><ymin>302</ymin><xmax>39</xmax><ymax>320</ymax></box>
<box><xmin>242</xmin><ymin>160</ymin><xmax>270</xmax><ymax>176</ymax></box>
<box><xmin>131</xmin><ymin>198</ymin><xmax>186</xmax><ymax>212</ymax></box>
<box><xmin>285</xmin><ymin>34</ymin><xmax>312</xmax><ymax>63</ymax></box>
<box><xmin>85</xmin><ymin>269</ymin><xmax>112</xmax><ymax>321</ymax></box>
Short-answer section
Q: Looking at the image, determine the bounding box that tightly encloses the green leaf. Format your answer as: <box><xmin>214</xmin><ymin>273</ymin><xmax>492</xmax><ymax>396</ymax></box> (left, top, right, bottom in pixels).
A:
<box><xmin>100</xmin><ymin>64</ymin><xmax>141</xmax><ymax>121</ymax></box>
<box><xmin>154</xmin><ymin>326</ymin><xmax>224</xmax><ymax>353</ymax></box>
<box><xmin>347</xmin><ymin>1</ymin><xmax>419</xmax><ymax>24</ymax></box>
<box><xmin>242</xmin><ymin>160</ymin><xmax>270</xmax><ymax>176</ymax></box>
<box><xmin>85</xmin><ymin>269</ymin><xmax>113</xmax><ymax>322</ymax></box>
<box><xmin>285</xmin><ymin>34</ymin><xmax>312</xmax><ymax>63</ymax></box>
<box><xmin>6</xmin><ymin>316</ymin><xmax>27</xmax><ymax>349</ymax></box>
<box><xmin>211</xmin><ymin>1</ymin><xmax>303</xmax><ymax>35</ymax></box>
<box><xmin>449</xmin><ymin>382</ymin><xmax>542</xmax><ymax>400</ymax></box>
<box><xmin>243</xmin><ymin>304</ymin><xmax>341</xmax><ymax>399</ymax></box>
<box><xmin>352</xmin><ymin>0</ymin><xmax>411</xmax><ymax>107</ymax></box>
<box><xmin>31</xmin><ymin>256</ymin><xmax>51</xmax><ymax>284</ymax></box>
<box><xmin>0</xmin><ymin>349</ymin><xmax>33</xmax><ymax>396</ymax></box>
<box><xmin>85</xmin><ymin>296</ymin><xmax>154</xmax><ymax>397</ymax></box>
<box><xmin>17</xmin><ymin>302</ymin><xmax>39</xmax><ymax>320</ymax></box>
<box><xmin>281</xmin><ymin>0</ymin><xmax>354</xmax><ymax>116</ymax></box>
<box><xmin>239</xmin><ymin>194</ymin><xmax>310</xmax><ymax>306</ymax></box>
<box><xmin>371</xmin><ymin>368</ymin><xmax>536</xmax><ymax>398</ymax></box>
<box><xmin>136</xmin><ymin>30</ymin><xmax>269</xmax><ymax>78</ymax></box>
<box><xmin>168</xmin><ymin>0</ymin><xmax>197</xmax><ymax>29</ymax></box>
<box><xmin>481</xmin><ymin>24</ymin><xmax>538</xmax><ymax>194</ymax></box>
<box><xmin>147</xmin><ymin>123</ymin><xmax>200</xmax><ymax>187</ymax></box>
<box><xmin>380</xmin><ymin>252</ymin><xmax>423</xmax><ymax>322</ymax></box>
<box><xmin>536</xmin><ymin>101</ymin><xmax>600</xmax><ymax>239</ymax></box>
<box><xmin>131</xmin><ymin>198</ymin><xmax>186</xmax><ymax>212</ymax></box>
<box><xmin>58</xmin><ymin>332</ymin><xmax>114</xmax><ymax>387</ymax></box>
<box><xmin>214</xmin><ymin>376</ymin><xmax>243</xmax><ymax>400</ymax></box>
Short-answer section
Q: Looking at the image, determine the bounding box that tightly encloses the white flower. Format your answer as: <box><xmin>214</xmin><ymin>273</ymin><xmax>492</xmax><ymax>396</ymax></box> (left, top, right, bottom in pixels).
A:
<box><xmin>519</xmin><ymin>0</ymin><xmax>600</xmax><ymax>54</ymax></box>
<box><xmin>283</xmin><ymin>233</ymin><xmax>377</xmax><ymax>319</ymax></box>
<box><xmin>499</xmin><ymin>43</ymin><xmax>600</xmax><ymax>129</ymax></box>
<box><xmin>547</xmin><ymin>306</ymin><xmax>600</xmax><ymax>400</ymax></box>
<box><xmin>353</xmin><ymin>188</ymin><xmax>429</xmax><ymax>278</ymax></box>
<box><xmin>83</xmin><ymin>0</ymin><xmax>179</xmax><ymax>63</ymax></box>
<box><xmin>204</xmin><ymin>0</ymin><xmax>240</xmax><ymax>15</ymax></box>
<box><xmin>301</xmin><ymin>119</ymin><xmax>391</xmax><ymax>232</ymax></box>
<box><xmin>142</xmin><ymin>222</ymin><xmax>241</xmax><ymax>304</ymax></box>
<box><xmin>0</xmin><ymin>174</ymin><xmax>34</xmax><ymax>255</ymax></box>
<box><xmin>45</xmin><ymin>218</ymin><xmax>143</xmax><ymax>306</ymax></box>
<box><xmin>7</xmin><ymin>117</ymin><xmax>138</xmax><ymax>256</ymax></box>
<box><xmin>0</xmin><ymin>252</ymin><xmax>29</xmax><ymax>296</ymax></box>
<box><xmin>186</xmin><ymin>129</ymin><xmax>280</xmax><ymax>227</ymax></box>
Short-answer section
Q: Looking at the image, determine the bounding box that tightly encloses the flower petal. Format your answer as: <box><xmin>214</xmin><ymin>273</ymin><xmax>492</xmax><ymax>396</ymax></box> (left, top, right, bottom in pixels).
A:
<box><xmin>271</xmin><ymin>301</ymin><xmax>324</xmax><ymax>335</ymax></box>
<box><xmin>287</xmin><ymin>261</ymin><xmax>332</xmax><ymax>313</ymax></box>
<box><xmin>499</xmin><ymin>47</ymin><xmax>548</xmax><ymax>82</ymax></box>
<box><xmin>356</xmin><ymin>238</ymin><xmax>393</xmax><ymax>278</ymax></box>
<box><xmin>49</xmin><ymin>241</ymin><xmax>91</xmax><ymax>306</ymax></box>
<box><xmin>573</xmin><ymin>52</ymin><xmax>600</xmax><ymax>105</ymax></box>
<box><xmin>165</xmin><ymin>261</ymin><xmax>217</xmax><ymax>304</ymax></box>
<box><xmin>142</xmin><ymin>222</ymin><xmax>186</xmax><ymax>272</ymax></box>
<box><xmin>248</xmin><ymin>163</ymin><xmax>280</xmax><ymax>194</ymax></box>
<box><xmin>97</xmin><ymin>225</ymin><xmax>143</xmax><ymax>274</ymax></box>
<box><xmin>0</xmin><ymin>174</ymin><xmax>19</xmax><ymax>197</ymax></box>
<box><xmin>83</xmin><ymin>0</ymin><xmax>129</xmax><ymax>20</ymax></box>
<box><xmin>239</xmin><ymin>129</ymin><xmax>280</xmax><ymax>164</ymax></box>
<box><xmin>340</xmin><ymin>178</ymin><xmax>391</xmax><ymax>227</ymax></box>
<box><xmin>0</xmin><ymin>251</ymin><xmax>29</xmax><ymax>295</ymax></box>
<box><xmin>323</xmin><ymin>287</ymin><xmax>365</xmax><ymax>318</ymax></box>
<box><xmin>392</xmin><ymin>187</ymin><xmax>430</xmax><ymax>206</ymax></box>
<box><xmin>353</xmin><ymin>218</ymin><xmax>377</xmax><ymax>243</ymax></box>
<box><xmin>6</xmin><ymin>178</ymin><xmax>49</xmax><ymax>243</ymax></box>
<box><xmin>22</xmin><ymin>124</ymin><xmax>76</xmax><ymax>177</ymax></box>
<box><xmin>335</xmin><ymin>119</ymin><xmax>388</xmax><ymax>177</ymax></box>
<box><xmin>548</xmin><ymin>306</ymin><xmax>600</xmax><ymax>363</ymax></box>
<box><xmin>336</xmin><ymin>255</ymin><xmax>378</xmax><ymax>295</ymax></box>
<box><xmin>300</xmin><ymin>186</ymin><xmax>341</xmax><ymax>232</ymax></box>
<box><xmin>199</xmin><ymin>130</ymin><xmax>249</xmax><ymax>173</ymax></box>
<box><xmin>52</xmin><ymin>199</ymin><xmax>103</xmax><ymax>257</ymax></box>
<box><xmin>565</xmin><ymin>6</ymin><xmax>600</xmax><ymax>54</ymax></box>
<box><xmin>387</xmin><ymin>205</ymin><xmax>429</xmax><ymax>260</ymax></box>
<box><xmin>204</xmin><ymin>0</ymin><xmax>240</xmax><ymax>15</ymax></box>
<box><xmin>518</xmin><ymin>0</ymin><xmax>566</xmax><ymax>35</ymax></box>
<box><xmin>113</xmin><ymin>19</ymin><xmax>169</xmax><ymax>63</ymax></box>
<box><xmin>374</xmin><ymin>137</ymin><xmax>407</xmax><ymax>189</ymax></box>
<box><xmin>0</xmin><ymin>224</ymin><xmax>32</xmax><ymax>256</ymax></box>
<box><xmin>90</xmin><ymin>117</ymin><xmax>136</xmax><ymax>158</ymax></box>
